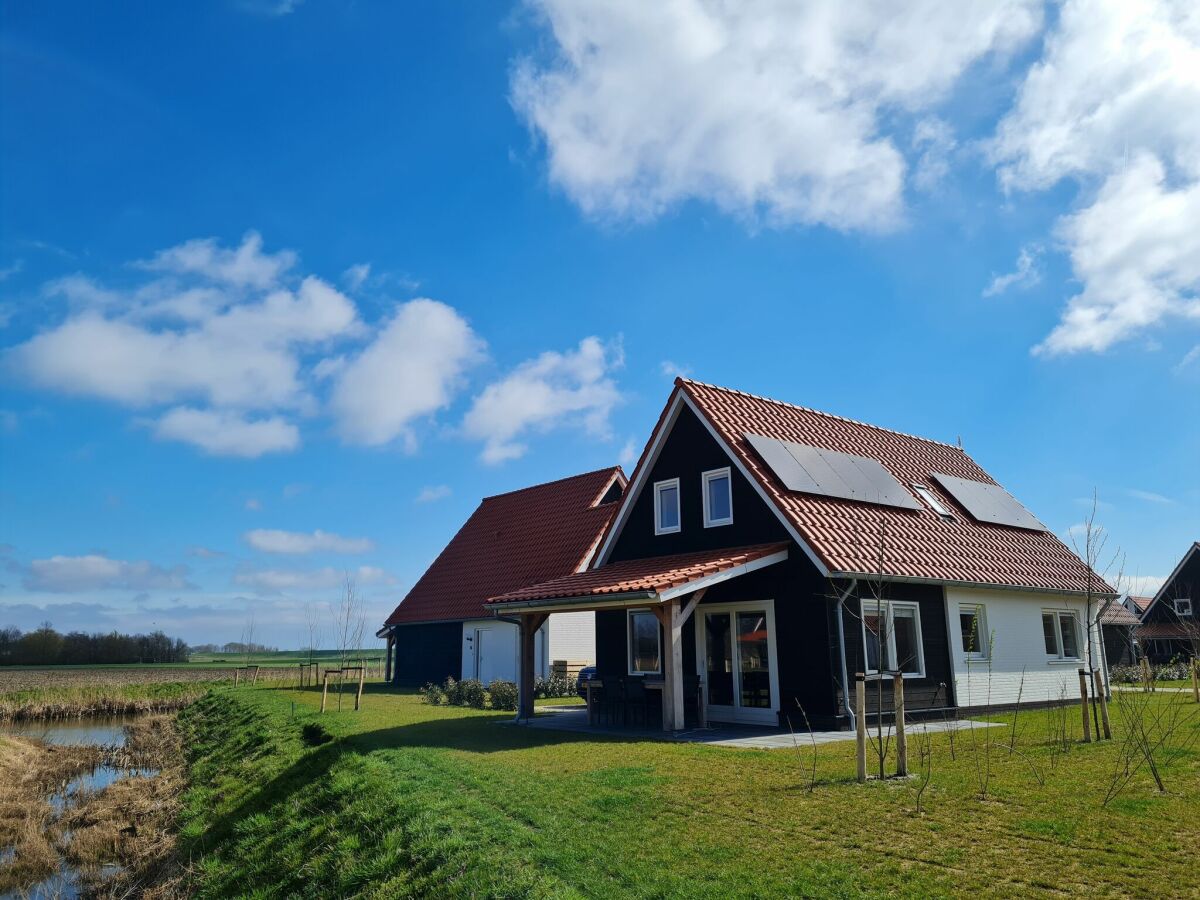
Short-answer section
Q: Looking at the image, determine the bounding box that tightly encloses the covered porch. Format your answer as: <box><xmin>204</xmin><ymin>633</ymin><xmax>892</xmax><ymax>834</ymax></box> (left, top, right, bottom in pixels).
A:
<box><xmin>486</xmin><ymin>542</ymin><xmax>791</xmax><ymax>731</ymax></box>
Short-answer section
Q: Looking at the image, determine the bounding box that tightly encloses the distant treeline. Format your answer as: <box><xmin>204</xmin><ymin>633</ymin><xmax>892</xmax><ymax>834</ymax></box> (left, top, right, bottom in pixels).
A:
<box><xmin>0</xmin><ymin>623</ymin><xmax>190</xmax><ymax>666</ymax></box>
<box><xmin>189</xmin><ymin>641</ymin><xmax>277</xmax><ymax>655</ymax></box>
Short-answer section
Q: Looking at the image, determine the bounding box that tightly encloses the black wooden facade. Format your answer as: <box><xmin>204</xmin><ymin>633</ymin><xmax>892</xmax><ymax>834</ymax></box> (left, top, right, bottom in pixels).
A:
<box><xmin>1140</xmin><ymin>545</ymin><xmax>1199</xmax><ymax>663</ymax></box>
<box><xmin>390</xmin><ymin>622</ymin><xmax>462</xmax><ymax>686</ymax></box>
<box><xmin>595</xmin><ymin>405</ymin><xmax>955</xmax><ymax>729</ymax></box>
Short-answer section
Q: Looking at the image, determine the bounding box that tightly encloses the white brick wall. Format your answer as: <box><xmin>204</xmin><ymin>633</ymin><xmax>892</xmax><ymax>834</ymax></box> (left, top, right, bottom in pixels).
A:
<box><xmin>546</xmin><ymin>610</ymin><xmax>596</xmax><ymax>665</ymax></box>
<box><xmin>945</xmin><ymin>587</ymin><xmax>1105</xmax><ymax>708</ymax></box>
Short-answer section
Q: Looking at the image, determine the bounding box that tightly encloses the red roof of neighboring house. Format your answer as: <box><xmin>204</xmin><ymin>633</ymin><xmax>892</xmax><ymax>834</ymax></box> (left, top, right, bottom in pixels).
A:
<box><xmin>1129</xmin><ymin>595</ymin><xmax>1154</xmax><ymax>614</ymax></box>
<box><xmin>641</xmin><ymin>379</ymin><xmax>1114</xmax><ymax>596</ymax></box>
<box><xmin>1101</xmin><ymin>602</ymin><xmax>1140</xmax><ymax>626</ymax></box>
<box><xmin>1137</xmin><ymin>623</ymin><xmax>1198</xmax><ymax>640</ymax></box>
<box><xmin>384</xmin><ymin>467</ymin><xmax>624</xmax><ymax>626</ymax></box>
<box><xmin>490</xmin><ymin>543</ymin><xmax>788</xmax><ymax>605</ymax></box>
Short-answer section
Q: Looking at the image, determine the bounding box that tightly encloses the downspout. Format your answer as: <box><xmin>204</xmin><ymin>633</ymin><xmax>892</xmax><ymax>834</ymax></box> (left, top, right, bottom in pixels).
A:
<box><xmin>834</xmin><ymin>578</ymin><xmax>859</xmax><ymax>731</ymax></box>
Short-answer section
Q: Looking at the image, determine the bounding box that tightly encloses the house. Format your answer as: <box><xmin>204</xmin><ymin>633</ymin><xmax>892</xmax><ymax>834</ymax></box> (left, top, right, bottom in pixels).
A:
<box><xmin>1099</xmin><ymin>598</ymin><xmax>1140</xmax><ymax>666</ymax></box>
<box><xmin>378</xmin><ymin>467</ymin><xmax>626</xmax><ymax>686</ymax></box>
<box><xmin>1136</xmin><ymin>542</ymin><xmax>1199</xmax><ymax>663</ymax></box>
<box><xmin>487</xmin><ymin>378</ymin><xmax>1114</xmax><ymax>730</ymax></box>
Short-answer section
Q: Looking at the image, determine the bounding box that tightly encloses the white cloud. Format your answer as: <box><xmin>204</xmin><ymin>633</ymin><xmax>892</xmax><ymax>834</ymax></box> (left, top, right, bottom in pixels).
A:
<box><xmin>415</xmin><ymin>485</ymin><xmax>452</xmax><ymax>503</ymax></box>
<box><xmin>618</xmin><ymin>438</ymin><xmax>638</xmax><ymax>468</ymax></box>
<box><xmin>0</xmin><ymin>260</ymin><xmax>22</xmax><ymax>282</ymax></box>
<box><xmin>513</xmin><ymin>0</ymin><xmax>1041</xmax><ymax>231</ymax></box>
<box><xmin>1126</xmin><ymin>488</ymin><xmax>1174</xmax><ymax>505</ymax></box>
<box><xmin>911</xmin><ymin>117</ymin><xmax>958</xmax><ymax>192</ymax></box>
<box><xmin>1038</xmin><ymin>155</ymin><xmax>1200</xmax><ymax>354</ymax></box>
<box><xmin>138</xmin><ymin>231</ymin><xmax>295</xmax><ymax>289</ymax></box>
<box><xmin>983</xmin><ymin>244</ymin><xmax>1042</xmax><ymax>297</ymax></box>
<box><xmin>244</xmin><ymin>498</ymin><xmax>263</xmax><ymax>512</ymax></box>
<box><xmin>154</xmin><ymin>407</ymin><xmax>300</xmax><ymax>457</ymax></box>
<box><xmin>659</xmin><ymin>360</ymin><xmax>691</xmax><ymax>380</ymax></box>
<box><xmin>463</xmin><ymin>336</ymin><xmax>622</xmax><ymax>464</ymax></box>
<box><xmin>24</xmin><ymin>554</ymin><xmax>192</xmax><ymax>593</ymax></box>
<box><xmin>992</xmin><ymin>0</ymin><xmax>1200</xmax><ymax>353</ymax></box>
<box><xmin>1175</xmin><ymin>344</ymin><xmax>1200</xmax><ymax>372</ymax></box>
<box><xmin>342</xmin><ymin>263</ymin><xmax>371</xmax><ymax>291</ymax></box>
<box><xmin>330</xmin><ymin>299</ymin><xmax>485</xmax><ymax>447</ymax></box>
<box><xmin>244</xmin><ymin>529</ymin><xmax>375</xmax><ymax>555</ymax></box>
<box><xmin>1125</xmin><ymin>575</ymin><xmax>1166</xmax><ymax>597</ymax></box>
<box><xmin>233</xmin><ymin>565</ymin><xmax>394</xmax><ymax>594</ymax></box>
<box><xmin>187</xmin><ymin>546</ymin><xmax>225</xmax><ymax>558</ymax></box>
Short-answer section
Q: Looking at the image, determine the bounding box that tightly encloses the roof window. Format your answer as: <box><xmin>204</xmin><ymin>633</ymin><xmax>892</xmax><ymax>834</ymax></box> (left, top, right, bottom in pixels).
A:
<box><xmin>912</xmin><ymin>483</ymin><xmax>953</xmax><ymax>518</ymax></box>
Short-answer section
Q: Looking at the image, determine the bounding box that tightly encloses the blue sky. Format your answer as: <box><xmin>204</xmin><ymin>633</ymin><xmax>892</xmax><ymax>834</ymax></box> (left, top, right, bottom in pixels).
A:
<box><xmin>2</xmin><ymin>1</ymin><xmax>1197</xmax><ymax>646</ymax></box>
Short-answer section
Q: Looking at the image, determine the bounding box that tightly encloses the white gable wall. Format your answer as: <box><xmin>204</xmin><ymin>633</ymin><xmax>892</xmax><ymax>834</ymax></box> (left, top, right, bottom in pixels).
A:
<box><xmin>461</xmin><ymin>619</ymin><xmax>549</xmax><ymax>685</ymax></box>
<box><xmin>546</xmin><ymin>611</ymin><xmax>596</xmax><ymax>665</ymax></box>
<box><xmin>945</xmin><ymin>587</ymin><xmax>1106</xmax><ymax>708</ymax></box>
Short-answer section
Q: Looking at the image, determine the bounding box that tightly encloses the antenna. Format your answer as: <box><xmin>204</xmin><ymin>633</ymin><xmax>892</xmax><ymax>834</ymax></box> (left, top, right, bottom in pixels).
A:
<box><xmin>956</xmin><ymin>435</ymin><xmax>963</xmax><ymax>450</ymax></box>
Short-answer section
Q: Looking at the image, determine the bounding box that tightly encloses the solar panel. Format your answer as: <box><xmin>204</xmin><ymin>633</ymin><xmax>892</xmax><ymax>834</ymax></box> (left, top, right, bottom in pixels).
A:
<box><xmin>744</xmin><ymin>433</ymin><xmax>921</xmax><ymax>510</ymax></box>
<box><xmin>930</xmin><ymin>472</ymin><xmax>1044</xmax><ymax>531</ymax></box>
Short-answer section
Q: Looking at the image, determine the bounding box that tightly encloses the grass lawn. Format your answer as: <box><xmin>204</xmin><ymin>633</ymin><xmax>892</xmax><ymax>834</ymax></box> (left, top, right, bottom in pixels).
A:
<box><xmin>175</xmin><ymin>684</ymin><xmax>1200</xmax><ymax>899</ymax></box>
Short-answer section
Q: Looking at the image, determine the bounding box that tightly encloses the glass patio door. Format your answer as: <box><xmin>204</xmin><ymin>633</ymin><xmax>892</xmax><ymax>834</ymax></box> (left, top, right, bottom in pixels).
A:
<box><xmin>700</xmin><ymin>603</ymin><xmax>778</xmax><ymax>725</ymax></box>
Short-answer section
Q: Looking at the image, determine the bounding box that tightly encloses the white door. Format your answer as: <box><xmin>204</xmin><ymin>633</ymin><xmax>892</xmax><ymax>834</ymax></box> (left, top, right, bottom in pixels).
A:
<box><xmin>475</xmin><ymin>629</ymin><xmax>493</xmax><ymax>684</ymax></box>
<box><xmin>696</xmin><ymin>601</ymin><xmax>779</xmax><ymax>726</ymax></box>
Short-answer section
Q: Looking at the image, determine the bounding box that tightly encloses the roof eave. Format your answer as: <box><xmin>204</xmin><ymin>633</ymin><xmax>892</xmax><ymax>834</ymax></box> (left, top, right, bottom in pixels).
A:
<box><xmin>488</xmin><ymin>590</ymin><xmax>656</xmax><ymax>614</ymax></box>
<box><xmin>830</xmin><ymin>570</ymin><xmax>1119</xmax><ymax>599</ymax></box>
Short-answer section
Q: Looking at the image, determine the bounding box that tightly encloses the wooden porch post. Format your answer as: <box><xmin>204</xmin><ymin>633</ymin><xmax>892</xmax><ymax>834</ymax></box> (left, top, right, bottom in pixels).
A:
<box><xmin>664</xmin><ymin>598</ymin><xmax>685</xmax><ymax>731</ymax></box>
<box><xmin>518</xmin><ymin>613</ymin><xmax>548</xmax><ymax>722</ymax></box>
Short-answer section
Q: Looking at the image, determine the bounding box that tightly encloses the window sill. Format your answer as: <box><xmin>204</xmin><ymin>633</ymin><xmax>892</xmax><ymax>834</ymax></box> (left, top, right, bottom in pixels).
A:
<box><xmin>1047</xmin><ymin>658</ymin><xmax>1084</xmax><ymax>665</ymax></box>
<box><xmin>654</xmin><ymin>526</ymin><xmax>680</xmax><ymax>536</ymax></box>
<box><xmin>865</xmin><ymin>671</ymin><xmax>926</xmax><ymax>680</ymax></box>
<box><xmin>703</xmin><ymin>519</ymin><xmax>733</xmax><ymax>528</ymax></box>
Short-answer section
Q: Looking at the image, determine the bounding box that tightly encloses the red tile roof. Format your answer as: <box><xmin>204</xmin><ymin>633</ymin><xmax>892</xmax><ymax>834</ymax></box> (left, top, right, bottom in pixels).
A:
<box><xmin>672</xmin><ymin>379</ymin><xmax>1113</xmax><ymax>596</ymax></box>
<box><xmin>489</xmin><ymin>543</ymin><xmax>789</xmax><ymax>605</ymax></box>
<box><xmin>1100</xmin><ymin>602</ymin><xmax>1140</xmax><ymax>626</ymax></box>
<box><xmin>1137</xmin><ymin>623</ymin><xmax>1198</xmax><ymax>640</ymax></box>
<box><xmin>384</xmin><ymin>467</ymin><xmax>624</xmax><ymax>626</ymax></box>
<box><xmin>1129</xmin><ymin>595</ymin><xmax>1154</xmax><ymax>614</ymax></box>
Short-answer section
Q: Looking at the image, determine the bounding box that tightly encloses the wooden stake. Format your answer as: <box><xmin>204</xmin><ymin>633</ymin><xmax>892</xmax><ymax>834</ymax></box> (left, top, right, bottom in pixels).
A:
<box><xmin>1192</xmin><ymin>658</ymin><xmax>1199</xmax><ymax>703</ymax></box>
<box><xmin>355</xmin><ymin>666</ymin><xmax>365</xmax><ymax>711</ymax></box>
<box><xmin>893</xmin><ymin>672</ymin><xmax>908</xmax><ymax>777</ymax></box>
<box><xmin>1094</xmin><ymin>668</ymin><xmax>1111</xmax><ymax>740</ymax></box>
<box><xmin>1078</xmin><ymin>669</ymin><xmax>1091</xmax><ymax>743</ymax></box>
<box><xmin>320</xmin><ymin>672</ymin><xmax>330</xmax><ymax>713</ymax></box>
<box><xmin>855</xmin><ymin>673</ymin><xmax>867</xmax><ymax>784</ymax></box>
<box><xmin>234</xmin><ymin>669</ymin><xmax>240</xmax><ymax>688</ymax></box>
<box><xmin>251</xmin><ymin>665</ymin><xmax>259</xmax><ymax>685</ymax></box>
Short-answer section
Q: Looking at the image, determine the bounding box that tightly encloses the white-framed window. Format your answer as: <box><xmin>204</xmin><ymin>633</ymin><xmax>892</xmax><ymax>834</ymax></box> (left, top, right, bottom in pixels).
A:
<box><xmin>861</xmin><ymin>599</ymin><xmax>925</xmax><ymax>677</ymax></box>
<box><xmin>701</xmin><ymin>467</ymin><xmax>733</xmax><ymax>528</ymax></box>
<box><xmin>627</xmin><ymin>609</ymin><xmax>661</xmax><ymax>675</ymax></box>
<box><xmin>1174</xmin><ymin>598</ymin><xmax>1193</xmax><ymax>618</ymax></box>
<box><xmin>653</xmin><ymin>478</ymin><xmax>681</xmax><ymax>535</ymax></box>
<box><xmin>912</xmin><ymin>483</ymin><xmax>953</xmax><ymax>518</ymax></box>
<box><xmin>958</xmin><ymin>603</ymin><xmax>989</xmax><ymax>658</ymax></box>
<box><xmin>1041</xmin><ymin>610</ymin><xmax>1081</xmax><ymax>660</ymax></box>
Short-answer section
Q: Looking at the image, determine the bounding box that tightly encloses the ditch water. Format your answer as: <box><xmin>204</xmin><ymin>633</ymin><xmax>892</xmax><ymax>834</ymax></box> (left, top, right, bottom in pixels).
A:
<box><xmin>0</xmin><ymin>715</ymin><xmax>152</xmax><ymax>899</ymax></box>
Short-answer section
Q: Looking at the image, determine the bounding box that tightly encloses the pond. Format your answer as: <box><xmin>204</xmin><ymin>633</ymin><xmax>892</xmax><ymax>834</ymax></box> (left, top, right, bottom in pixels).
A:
<box><xmin>0</xmin><ymin>715</ymin><xmax>154</xmax><ymax>899</ymax></box>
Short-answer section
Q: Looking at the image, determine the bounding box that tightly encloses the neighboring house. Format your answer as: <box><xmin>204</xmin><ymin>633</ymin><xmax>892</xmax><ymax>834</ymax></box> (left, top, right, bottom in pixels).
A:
<box><xmin>1123</xmin><ymin>595</ymin><xmax>1154</xmax><ymax>618</ymax></box>
<box><xmin>378</xmin><ymin>467</ymin><xmax>626</xmax><ymax>686</ymax></box>
<box><xmin>1100</xmin><ymin>598</ymin><xmax>1140</xmax><ymax>666</ymax></box>
<box><xmin>1137</xmin><ymin>542</ymin><xmax>1199</xmax><ymax>663</ymax></box>
<box><xmin>487</xmin><ymin>379</ymin><xmax>1114</xmax><ymax>730</ymax></box>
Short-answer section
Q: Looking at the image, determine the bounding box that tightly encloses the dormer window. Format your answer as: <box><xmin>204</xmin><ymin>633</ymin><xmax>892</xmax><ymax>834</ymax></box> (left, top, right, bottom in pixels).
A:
<box><xmin>654</xmin><ymin>478</ymin><xmax>681</xmax><ymax>535</ymax></box>
<box><xmin>1175</xmin><ymin>598</ymin><xmax>1193</xmax><ymax>618</ymax></box>
<box><xmin>702</xmin><ymin>467</ymin><xmax>733</xmax><ymax>527</ymax></box>
<box><xmin>912</xmin><ymin>483</ymin><xmax>953</xmax><ymax>518</ymax></box>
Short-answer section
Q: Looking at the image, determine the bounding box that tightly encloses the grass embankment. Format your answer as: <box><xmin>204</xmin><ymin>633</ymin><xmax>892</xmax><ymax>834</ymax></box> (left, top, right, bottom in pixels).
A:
<box><xmin>176</xmin><ymin>685</ymin><xmax>1200</xmax><ymax>898</ymax></box>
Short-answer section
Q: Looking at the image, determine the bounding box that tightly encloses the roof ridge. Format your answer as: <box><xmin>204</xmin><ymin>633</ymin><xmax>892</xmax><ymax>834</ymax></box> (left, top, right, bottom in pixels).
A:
<box><xmin>676</xmin><ymin>377</ymin><xmax>963</xmax><ymax>451</ymax></box>
<box><xmin>481</xmin><ymin>465</ymin><xmax>622</xmax><ymax>502</ymax></box>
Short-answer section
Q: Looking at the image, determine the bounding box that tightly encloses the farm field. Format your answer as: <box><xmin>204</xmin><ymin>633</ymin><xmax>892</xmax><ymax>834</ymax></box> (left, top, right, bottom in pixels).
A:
<box><xmin>174</xmin><ymin>684</ymin><xmax>1200</xmax><ymax>899</ymax></box>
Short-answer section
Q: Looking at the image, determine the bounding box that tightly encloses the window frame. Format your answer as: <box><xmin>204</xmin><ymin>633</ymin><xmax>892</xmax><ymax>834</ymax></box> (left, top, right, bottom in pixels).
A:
<box><xmin>701</xmin><ymin>467</ymin><xmax>734</xmax><ymax>528</ymax></box>
<box><xmin>1041</xmin><ymin>609</ymin><xmax>1083</xmax><ymax>661</ymax></box>
<box><xmin>1174</xmin><ymin>597</ymin><xmax>1193</xmax><ymax>618</ymax></box>
<box><xmin>958</xmin><ymin>603</ymin><xmax>989</xmax><ymax>659</ymax></box>
<box><xmin>911</xmin><ymin>482</ymin><xmax>953</xmax><ymax>518</ymax></box>
<box><xmin>626</xmin><ymin>608</ymin><xmax>662</xmax><ymax>676</ymax></box>
<box><xmin>860</xmin><ymin>598</ymin><xmax>926</xmax><ymax>678</ymax></box>
<box><xmin>652</xmin><ymin>478</ymin><xmax>681</xmax><ymax>536</ymax></box>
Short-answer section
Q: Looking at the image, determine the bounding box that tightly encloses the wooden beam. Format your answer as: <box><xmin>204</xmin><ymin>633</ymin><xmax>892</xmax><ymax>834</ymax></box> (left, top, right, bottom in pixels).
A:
<box><xmin>678</xmin><ymin>588</ymin><xmax>706</xmax><ymax>626</ymax></box>
<box><xmin>663</xmin><ymin>597</ymin><xmax>685</xmax><ymax>731</ymax></box>
<box><xmin>518</xmin><ymin>613</ymin><xmax>542</xmax><ymax>722</ymax></box>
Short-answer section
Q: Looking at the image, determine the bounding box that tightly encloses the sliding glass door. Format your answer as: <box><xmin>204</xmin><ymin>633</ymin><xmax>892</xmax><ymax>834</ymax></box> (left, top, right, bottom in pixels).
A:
<box><xmin>698</xmin><ymin>601</ymin><xmax>779</xmax><ymax>725</ymax></box>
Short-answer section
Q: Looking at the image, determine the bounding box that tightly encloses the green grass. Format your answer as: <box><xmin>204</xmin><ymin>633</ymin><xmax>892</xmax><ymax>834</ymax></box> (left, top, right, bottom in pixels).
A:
<box><xmin>174</xmin><ymin>684</ymin><xmax>1200</xmax><ymax>899</ymax></box>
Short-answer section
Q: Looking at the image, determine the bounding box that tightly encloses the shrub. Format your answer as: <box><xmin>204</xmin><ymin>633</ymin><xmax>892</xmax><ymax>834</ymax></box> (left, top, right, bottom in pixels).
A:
<box><xmin>488</xmin><ymin>680</ymin><xmax>518</xmax><ymax>711</ymax></box>
<box><xmin>535</xmin><ymin>673</ymin><xmax>575</xmax><ymax>698</ymax></box>
<box><xmin>459</xmin><ymin>679</ymin><xmax>487</xmax><ymax>709</ymax></box>
<box><xmin>419</xmin><ymin>682</ymin><xmax>446</xmax><ymax>705</ymax></box>
<box><xmin>442</xmin><ymin>676</ymin><xmax>462</xmax><ymax>706</ymax></box>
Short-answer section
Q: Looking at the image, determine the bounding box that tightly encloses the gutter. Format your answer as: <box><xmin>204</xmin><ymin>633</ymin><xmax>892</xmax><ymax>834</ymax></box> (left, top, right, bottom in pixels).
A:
<box><xmin>485</xmin><ymin>590</ymin><xmax>657</xmax><ymax>614</ymax></box>
<box><xmin>834</xmin><ymin>578</ymin><xmax>859</xmax><ymax>731</ymax></box>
